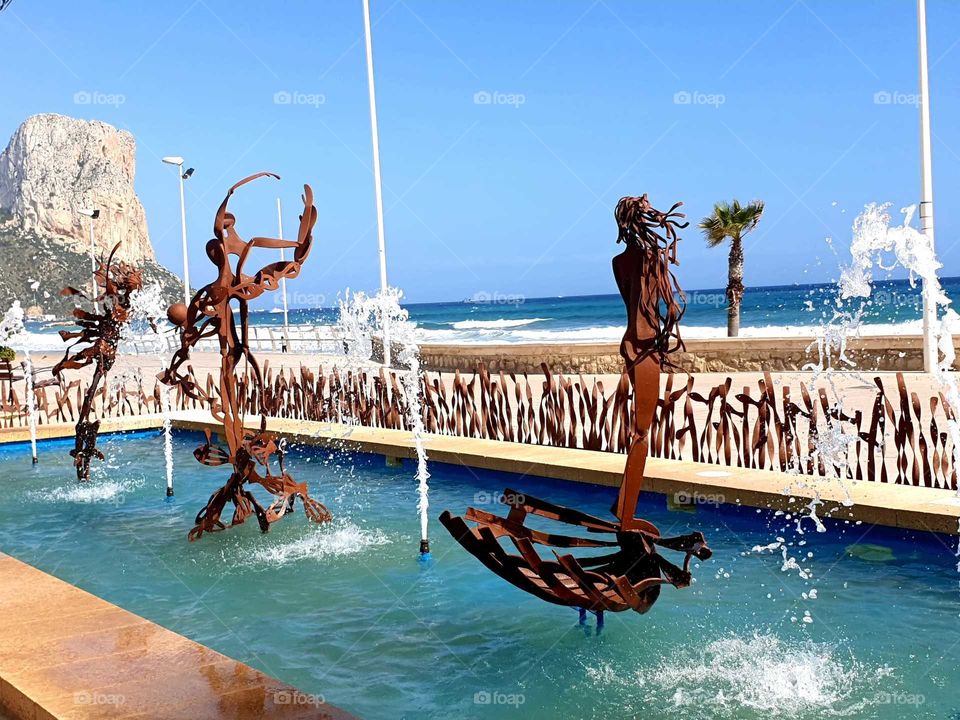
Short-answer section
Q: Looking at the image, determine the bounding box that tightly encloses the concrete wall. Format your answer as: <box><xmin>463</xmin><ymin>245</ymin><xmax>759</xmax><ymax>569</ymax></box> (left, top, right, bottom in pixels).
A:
<box><xmin>418</xmin><ymin>335</ymin><xmax>942</xmax><ymax>374</ymax></box>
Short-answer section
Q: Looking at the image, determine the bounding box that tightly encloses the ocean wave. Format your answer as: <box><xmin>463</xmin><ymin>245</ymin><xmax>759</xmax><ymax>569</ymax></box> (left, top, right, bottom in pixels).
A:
<box><xmin>415</xmin><ymin>318</ymin><xmax>949</xmax><ymax>345</ymax></box>
<box><xmin>450</xmin><ymin>318</ymin><xmax>545</xmax><ymax>330</ymax></box>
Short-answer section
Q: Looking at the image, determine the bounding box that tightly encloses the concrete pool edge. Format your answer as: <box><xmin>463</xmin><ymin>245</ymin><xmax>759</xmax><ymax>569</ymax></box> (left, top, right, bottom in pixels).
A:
<box><xmin>4</xmin><ymin>411</ymin><xmax>959</xmax><ymax>536</ymax></box>
<box><xmin>172</xmin><ymin>411</ymin><xmax>960</xmax><ymax>537</ymax></box>
<box><xmin>0</xmin><ymin>552</ymin><xmax>357</xmax><ymax>720</ymax></box>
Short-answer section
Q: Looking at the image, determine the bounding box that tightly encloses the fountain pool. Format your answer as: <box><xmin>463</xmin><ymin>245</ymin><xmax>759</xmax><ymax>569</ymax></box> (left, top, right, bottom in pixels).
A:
<box><xmin>0</xmin><ymin>431</ymin><xmax>957</xmax><ymax>719</ymax></box>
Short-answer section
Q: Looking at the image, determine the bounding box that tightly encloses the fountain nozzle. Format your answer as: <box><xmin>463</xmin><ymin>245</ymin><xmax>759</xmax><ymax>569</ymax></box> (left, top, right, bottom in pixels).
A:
<box><xmin>418</xmin><ymin>538</ymin><xmax>431</xmax><ymax>559</ymax></box>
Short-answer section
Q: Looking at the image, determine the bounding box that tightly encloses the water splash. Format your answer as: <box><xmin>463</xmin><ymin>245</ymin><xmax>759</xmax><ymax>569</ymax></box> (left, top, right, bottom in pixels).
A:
<box><xmin>245</xmin><ymin>522</ymin><xmax>390</xmax><ymax>568</ymax></box>
<box><xmin>31</xmin><ymin>477</ymin><xmax>143</xmax><ymax>505</ymax></box>
<box><xmin>120</xmin><ymin>282</ymin><xmax>171</xmax><ymax>353</ymax></box>
<box><xmin>1</xmin><ymin>301</ymin><xmax>37</xmax><ymax>463</ymax></box>
<box><xmin>160</xmin><ymin>384</ymin><xmax>174</xmax><ymax>498</ymax></box>
<box><xmin>585</xmin><ymin>632</ymin><xmax>892</xmax><ymax>718</ymax></box>
<box><xmin>838</xmin><ymin>203</ymin><xmax>960</xmax><ymax>492</ymax></box>
<box><xmin>337</xmin><ymin>288</ymin><xmax>431</xmax><ymax>549</ymax></box>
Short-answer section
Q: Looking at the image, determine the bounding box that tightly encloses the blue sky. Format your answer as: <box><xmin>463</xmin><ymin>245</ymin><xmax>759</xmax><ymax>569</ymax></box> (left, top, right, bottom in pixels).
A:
<box><xmin>3</xmin><ymin>1</ymin><xmax>960</xmax><ymax>306</ymax></box>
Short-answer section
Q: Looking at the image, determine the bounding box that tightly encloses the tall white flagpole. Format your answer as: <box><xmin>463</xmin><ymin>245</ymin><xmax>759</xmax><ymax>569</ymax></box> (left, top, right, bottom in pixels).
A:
<box><xmin>362</xmin><ymin>0</ymin><xmax>391</xmax><ymax>366</ymax></box>
<box><xmin>918</xmin><ymin>0</ymin><xmax>937</xmax><ymax>373</ymax></box>
<box><xmin>276</xmin><ymin>197</ymin><xmax>290</xmax><ymax>352</ymax></box>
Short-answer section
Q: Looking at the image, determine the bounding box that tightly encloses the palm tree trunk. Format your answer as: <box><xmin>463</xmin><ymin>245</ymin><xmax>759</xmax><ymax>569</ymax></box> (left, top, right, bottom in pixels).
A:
<box><xmin>726</xmin><ymin>237</ymin><xmax>744</xmax><ymax>337</ymax></box>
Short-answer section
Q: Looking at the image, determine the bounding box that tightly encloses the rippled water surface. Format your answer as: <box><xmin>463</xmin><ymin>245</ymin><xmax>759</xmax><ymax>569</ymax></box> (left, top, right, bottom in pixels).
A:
<box><xmin>0</xmin><ymin>431</ymin><xmax>957</xmax><ymax>719</ymax></box>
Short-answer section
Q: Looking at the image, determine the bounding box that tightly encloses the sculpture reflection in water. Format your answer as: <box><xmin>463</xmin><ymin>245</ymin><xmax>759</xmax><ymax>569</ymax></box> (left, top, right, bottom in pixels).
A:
<box><xmin>53</xmin><ymin>243</ymin><xmax>143</xmax><ymax>481</ymax></box>
<box><xmin>440</xmin><ymin>195</ymin><xmax>712</xmax><ymax>620</ymax></box>
<box><xmin>160</xmin><ymin>173</ymin><xmax>331</xmax><ymax>541</ymax></box>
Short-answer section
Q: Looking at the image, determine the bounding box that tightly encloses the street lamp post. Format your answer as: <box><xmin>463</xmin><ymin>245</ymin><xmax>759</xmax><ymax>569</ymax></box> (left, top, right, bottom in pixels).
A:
<box><xmin>78</xmin><ymin>207</ymin><xmax>100</xmax><ymax>312</ymax></box>
<box><xmin>162</xmin><ymin>156</ymin><xmax>194</xmax><ymax>308</ymax></box>
<box><xmin>918</xmin><ymin>0</ymin><xmax>937</xmax><ymax>373</ymax></box>
<box><xmin>276</xmin><ymin>197</ymin><xmax>291</xmax><ymax>352</ymax></box>
<box><xmin>362</xmin><ymin>0</ymin><xmax>391</xmax><ymax>367</ymax></box>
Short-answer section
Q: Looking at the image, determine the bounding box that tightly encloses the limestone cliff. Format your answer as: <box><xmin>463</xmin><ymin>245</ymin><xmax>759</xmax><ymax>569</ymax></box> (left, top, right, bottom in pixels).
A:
<box><xmin>0</xmin><ymin>114</ymin><xmax>181</xmax><ymax>316</ymax></box>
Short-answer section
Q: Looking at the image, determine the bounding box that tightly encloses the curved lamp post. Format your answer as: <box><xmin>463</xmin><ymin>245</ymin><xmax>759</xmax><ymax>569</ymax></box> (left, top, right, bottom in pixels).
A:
<box><xmin>162</xmin><ymin>156</ymin><xmax>194</xmax><ymax>308</ymax></box>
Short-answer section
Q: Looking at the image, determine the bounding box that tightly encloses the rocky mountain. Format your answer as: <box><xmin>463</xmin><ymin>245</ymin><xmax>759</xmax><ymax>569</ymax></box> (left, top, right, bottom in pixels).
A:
<box><xmin>0</xmin><ymin>113</ymin><xmax>181</xmax><ymax>317</ymax></box>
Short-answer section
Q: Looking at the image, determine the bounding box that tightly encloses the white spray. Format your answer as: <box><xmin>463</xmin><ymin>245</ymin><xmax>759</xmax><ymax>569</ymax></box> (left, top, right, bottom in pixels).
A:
<box><xmin>338</xmin><ymin>288</ymin><xmax>431</xmax><ymax>553</ymax></box>
<box><xmin>1</xmin><ymin>302</ymin><xmax>37</xmax><ymax>463</ymax></box>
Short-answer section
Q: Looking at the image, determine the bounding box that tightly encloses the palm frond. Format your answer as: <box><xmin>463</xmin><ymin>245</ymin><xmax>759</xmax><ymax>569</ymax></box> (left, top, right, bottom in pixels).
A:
<box><xmin>700</xmin><ymin>198</ymin><xmax>765</xmax><ymax>247</ymax></box>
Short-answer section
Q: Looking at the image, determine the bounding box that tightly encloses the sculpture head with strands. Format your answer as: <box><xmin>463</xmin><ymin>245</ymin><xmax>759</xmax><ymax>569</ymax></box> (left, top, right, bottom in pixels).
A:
<box><xmin>613</xmin><ymin>194</ymin><xmax>688</xmax><ymax>367</ymax></box>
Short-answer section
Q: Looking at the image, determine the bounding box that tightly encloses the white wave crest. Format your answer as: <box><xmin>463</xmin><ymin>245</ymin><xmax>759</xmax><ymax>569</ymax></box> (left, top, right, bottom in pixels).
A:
<box><xmin>247</xmin><ymin>523</ymin><xmax>391</xmax><ymax>567</ymax></box>
<box><xmin>450</xmin><ymin>318</ymin><xmax>545</xmax><ymax>330</ymax></box>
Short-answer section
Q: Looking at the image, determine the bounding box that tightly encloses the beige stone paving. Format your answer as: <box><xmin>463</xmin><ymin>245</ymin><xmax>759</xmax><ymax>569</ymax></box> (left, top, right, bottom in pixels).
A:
<box><xmin>0</xmin><ymin>553</ymin><xmax>356</xmax><ymax>720</ymax></box>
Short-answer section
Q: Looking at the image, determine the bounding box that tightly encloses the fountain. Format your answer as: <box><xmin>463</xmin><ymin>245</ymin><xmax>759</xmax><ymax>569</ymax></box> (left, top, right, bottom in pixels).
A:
<box><xmin>440</xmin><ymin>195</ymin><xmax>712</xmax><ymax>619</ymax></box>
<box><xmin>0</xmin><ymin>301</ymin><xmax>37</xmax><ymax>464</ymax></box>
<box><xmin>51</xmin><ymin>244</ymin><xmax>144</xmax><ymax>481</ymax></box>
<box><xmin>160</xmin><ymin>172</ymin><xmax>332</xmax><ymax>541</ymax></box>
<box><xmin>336</xmin><ymin>287</ymin><xmax>432</xmax><ymax>558</ymax></box>
<box><xmin>118</xmin><ymin>279</ymin><xmax>177</xmax><ymax>499</ymax></box>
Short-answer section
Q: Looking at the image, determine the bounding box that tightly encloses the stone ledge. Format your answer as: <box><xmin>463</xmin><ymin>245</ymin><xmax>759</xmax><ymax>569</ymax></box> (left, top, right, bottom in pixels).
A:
<box><xmin>0</xmin><ymin>553</ymin><xmax>356</xmax><ymax>720</ymax></box>
<box><xmin>418</xmin><ymin>335</ymin><xmax>951</xmax><ymax>373</ymax></box>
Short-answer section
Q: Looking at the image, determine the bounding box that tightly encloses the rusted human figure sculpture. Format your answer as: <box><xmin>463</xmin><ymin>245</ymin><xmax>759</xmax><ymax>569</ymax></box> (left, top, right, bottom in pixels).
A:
<box><xmin>53</xmin><ymin>244</ymin><xmax>143</xmax><ymax>481</ymax></box>
<box><xmin>440</xmin><ymin>195</ymin><xmax>711</xmax><ymax>617</ymax></box>
<box><xmin>160</xmin><ymin>172</ymin><xmax>331</xmax><ymax>541</ymax></box>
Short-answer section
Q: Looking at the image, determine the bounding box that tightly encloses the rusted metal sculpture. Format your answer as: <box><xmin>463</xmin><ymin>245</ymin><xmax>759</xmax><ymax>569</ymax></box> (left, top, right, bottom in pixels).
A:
<box><xmin>53</xmin><ymin>244</ymin><xmax>143</xmax><ymax>481</ymax></box>
<box><xmin>439</xmin><ymin>195</ymin><xmax>711</xmax><ymax>617</ymax></box>
<box><xmin>159</xmin><ymin>172</ymin><xmax>331</xmax><ymax>541</ymax></box>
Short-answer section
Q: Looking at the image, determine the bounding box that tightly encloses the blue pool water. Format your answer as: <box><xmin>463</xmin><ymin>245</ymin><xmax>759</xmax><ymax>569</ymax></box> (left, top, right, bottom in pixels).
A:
<box><xmin>0</xmin><ymin>432</ymin><xmax>958</xmax><ymax>719</ymax></box>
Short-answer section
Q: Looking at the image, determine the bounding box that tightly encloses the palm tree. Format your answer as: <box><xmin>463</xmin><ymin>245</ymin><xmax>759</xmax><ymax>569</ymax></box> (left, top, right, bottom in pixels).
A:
<box><xmin>698</xmin><ymin>199</ymin><xmax>765</xmax><ymax>337</ymax></box>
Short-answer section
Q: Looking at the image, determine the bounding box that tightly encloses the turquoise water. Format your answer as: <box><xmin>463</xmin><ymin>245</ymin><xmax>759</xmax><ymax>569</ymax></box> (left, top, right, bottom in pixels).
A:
<box><xmin>1</xmin><ymin>432</ymin><xmax>958</xmax><ymax>719</ymax></box>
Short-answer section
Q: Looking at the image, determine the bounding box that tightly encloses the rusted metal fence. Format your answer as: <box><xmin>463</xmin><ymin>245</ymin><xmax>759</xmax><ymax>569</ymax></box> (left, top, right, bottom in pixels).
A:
<box><xmin>2</xmin><ymin>360</ymin><xmax>954</xmax><ymax>490</ymax></box>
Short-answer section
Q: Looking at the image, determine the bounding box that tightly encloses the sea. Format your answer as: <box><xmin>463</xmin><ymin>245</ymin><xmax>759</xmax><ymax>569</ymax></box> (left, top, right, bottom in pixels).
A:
<box><xmin>24</xmin><ymin>276</ymin><xmax>959</xmax><ymax>348</ymax></box>
<box><xmin>268</xmin><ymin>276</ymin><xmax>957</xmax><ymax>345</ymax></box>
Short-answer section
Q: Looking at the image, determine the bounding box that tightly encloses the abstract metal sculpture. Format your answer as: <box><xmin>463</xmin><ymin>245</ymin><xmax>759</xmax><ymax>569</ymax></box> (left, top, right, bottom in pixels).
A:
<box><xmin>160</xmin><ymin>172</ymin><xmax>331</xmax><ymax>541</ymax></box>
<box><xmin>53</xmin><ymin>244</ymin><xmax>143</xmax><ymax>481</ymax></box>
<box><xmin>439</xmin><ymin>195</ymin><xmax>711</xmax><ymax>617</ymax></box>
